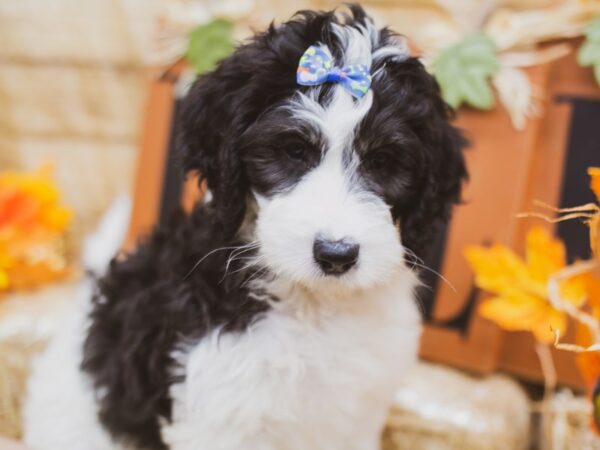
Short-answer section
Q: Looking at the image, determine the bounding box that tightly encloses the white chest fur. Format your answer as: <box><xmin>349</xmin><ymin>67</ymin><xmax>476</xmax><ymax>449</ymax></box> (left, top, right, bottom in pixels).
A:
<box><xmin>163</xmin><ymin>272</ymin><xmax>421</xmax><ymax>450</ymax></box>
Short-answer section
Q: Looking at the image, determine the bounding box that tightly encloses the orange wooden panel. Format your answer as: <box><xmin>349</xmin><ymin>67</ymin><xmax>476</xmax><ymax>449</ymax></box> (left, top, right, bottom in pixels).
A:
<box><xmin>129</xmin><ymin>49</ymin><xmax>600</xmax><ymax>386</ymax></box>
<box><xmin>420</xmin><ymin>65</ymin><xmax>550</xmax><ymax>374</ymax></box>
<box><xmin>497</xmin><ymin>47</ymin><xmax>600</xmax><ymax>389</ymax></box>
<box><xmin>125</xmin><ymin>79</ymin><xmax>175</xmax><ymax>249</ymax></box>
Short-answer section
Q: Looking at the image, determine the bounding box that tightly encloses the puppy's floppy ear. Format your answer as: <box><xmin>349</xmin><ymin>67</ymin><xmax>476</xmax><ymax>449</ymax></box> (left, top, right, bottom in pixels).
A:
<box><xmin>179</xmin><ymin>53</ymin><xmax>255</xmax><ymax>239</ymax></box>
<box><xmin>401</xmin><ymin>105</ymin><xmax>469</xmax><ymax>258</ymax></box>
<box><xmin>179</xmin><ymin>10</ymin><xmax>346</xmax><ymax>238</ymax></box>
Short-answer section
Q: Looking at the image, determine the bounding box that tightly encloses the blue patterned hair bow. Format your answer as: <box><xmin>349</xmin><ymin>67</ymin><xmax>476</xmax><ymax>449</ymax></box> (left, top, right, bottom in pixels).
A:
<box><xmin>296</xmin><ymin>45</ymin><xmax>371</xmax><ymax>98</ymax></box>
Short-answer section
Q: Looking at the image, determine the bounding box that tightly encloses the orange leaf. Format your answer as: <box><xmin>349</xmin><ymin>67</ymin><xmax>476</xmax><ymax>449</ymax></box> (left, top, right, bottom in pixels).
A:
<box><xmin>478</xmin><ymin>292</ymin><xmax>565</xmax><ymax>343</ymax></box>
<box><xmin>0</xmin><ymin>165</ymin><xmax>71</xmax><ymax>233</ymax></box>
<box><xmin>590</xmin><ymin>167</ymin><xmax>600</xmax><ymax>202</ymax></box>
<box><xmin>466</xmin><ymin>227</ymin><xmax>573</xmax><ymax>343</ymax></box>
<box><xmin>0</xmin><ymin>165</ymin><xmax>73</xmax><ymax>294</ymax></box>
<box><xmin>526</xmin><ymin>226</ymin><xmax>566</xmax><ymax>282</ymax></box>
<box><xmin>0</xmin><ymin>269</ymin><xmax>8</xmax><ymax>290</ymax></box>
<box><xmin>576</xmin><ymin>348</ymin><xmax>600</xmax><ymax>436</ymax></box>
<box><xmin>584</xmin><ymin>273</ymin><xmax>600</xmax><ymax>320</ymax></box>
<box><xmin>464</xmin><ymin>244</ymin><xmax>530</xmax><ymax>296</ymax></box>
<box><xmin>577</xmin><ymin>352</ymin><xmax>600</xmax><ymax>390</ymax></box>
<box><xmin>589</xmin><ymin>168</ymin><xmax>600</xmax><ymax>259</ymax></box>
<box><xmin>591</xmin><ymin>211</ymin><xmax>599</xmax><ymax>261</ymax></box>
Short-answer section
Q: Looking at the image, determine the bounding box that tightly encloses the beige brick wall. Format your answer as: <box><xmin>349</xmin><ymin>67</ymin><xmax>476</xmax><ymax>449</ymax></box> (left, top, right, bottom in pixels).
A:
<box><xmin>0</xmin><ymin>0</ymin><xmax>157</xmax><ymax>244</ymax></box>
<box><xmin>0</xmin><ymin>0</ymin><xmax>558</xmax><ymax>245</ymax></box>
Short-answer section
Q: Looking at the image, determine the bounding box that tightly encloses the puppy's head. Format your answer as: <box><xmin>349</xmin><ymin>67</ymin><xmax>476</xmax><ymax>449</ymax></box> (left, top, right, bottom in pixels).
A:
<box><xmin>180</xmin><ymin>5</ymin><xmax>467</xmax><ymax>291</ymax></box>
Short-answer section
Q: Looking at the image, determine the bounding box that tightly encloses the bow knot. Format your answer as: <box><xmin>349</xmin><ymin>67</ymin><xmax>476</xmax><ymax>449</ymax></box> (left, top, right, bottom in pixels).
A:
<box><xmin>296</xmin><ymin>45</ymin><xmax>371</xmax><ymax>98</ymax></box>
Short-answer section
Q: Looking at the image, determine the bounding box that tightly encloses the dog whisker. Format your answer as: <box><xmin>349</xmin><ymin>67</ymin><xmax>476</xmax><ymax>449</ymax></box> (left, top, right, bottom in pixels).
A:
<box><xmin>402</xmin><ymin>246</ymin><xmax>425</xmax><ymax>267</ymax></box>
<box><xmin>184</xmin><ymin>241</ymin><xmax>261</xmax><ymax>280</ymax></box>
<box><xmin>404</xmin><ymin>258</ymin><xmax>457</xmax><ymax>294</ymax></box>
<box><xmin>220</xmin><ymin>254</ymin><xmax>267</xmax><ymax>283</ymax></box>
<box><xmin>241</xmin><ymin>265</ymin><xmax>271</xmax><ymax>289</ymax></box>
<box><xmin>412</xmin><ymin>290</ymin><xmax>428</xmax><ymax>317</ymax></box>
<box><xmin>222</xmin><ymin>242</ymin><xmax>262</xmax><ymax>280</ymax></box>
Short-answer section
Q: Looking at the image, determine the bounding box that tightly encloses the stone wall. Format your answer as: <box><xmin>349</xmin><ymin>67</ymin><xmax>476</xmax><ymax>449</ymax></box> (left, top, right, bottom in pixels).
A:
<box><xmin>0</xmin><ymin>0</ymin><xmax>558</xmax><ymax>244</ymax></box>
<box><xmin>0</xmin><ymin>0</ymin><xmax>157</xmax><ymax>242</ymax></box>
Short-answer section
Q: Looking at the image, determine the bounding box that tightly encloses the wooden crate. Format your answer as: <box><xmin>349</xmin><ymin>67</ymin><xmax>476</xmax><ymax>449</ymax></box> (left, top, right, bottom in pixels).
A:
<box><xmin>127</xmin><ymin>48</ymin><xmax>600</xmax><ymax>388</ymax></box>
<box><xmin>420</xmin><ymin>49</ymin><xmax>600</xmax><ymax>388</ymax></box>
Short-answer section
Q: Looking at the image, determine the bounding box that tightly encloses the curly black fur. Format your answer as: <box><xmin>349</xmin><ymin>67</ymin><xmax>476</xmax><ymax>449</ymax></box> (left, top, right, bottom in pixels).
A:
<box><xmin>82</xmin><ymin>207</ymin><xmax>270</xmax><ymax>449</ymax></box>
<box><xmin>356</xmin><ymin>57</ymin><xmax>468</xmax><ymax>257</ymax></box>
<box><xmin>82</xmin><ymin>5</ymin><xmax>468</xmax><ymax>449</ymax></box>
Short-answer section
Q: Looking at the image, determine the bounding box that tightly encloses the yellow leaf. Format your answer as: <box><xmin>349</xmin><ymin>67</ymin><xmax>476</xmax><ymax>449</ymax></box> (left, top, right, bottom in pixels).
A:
<box><xmin>577</xmin><ymin>351</ymin><xmax>600</xmax><ymax>399</ymax></box>
<box><xmin>532</xmin><ymin>306</ymin><xmax>566</xmax><ymax>344</ymax></box>
<box><xmin>41</xmin><ymin>206</ymin><xmax>72</xmax><ymax>231</ymax></box>
<box><xmin>466</xmin><ymin>226</ymin><xmax>574</xmax><ymax>343</ymax></box>
<box><xmin>560</xmin><ymin>271</ymin><xmax>588</xmax><ymax>308</ymax></box>
<box><xmin>589</xmin><ymin>168</ymin><xmax>600</xmax><ymax>259</ymax></box>
<box><xmin>0</xmin><ymin>165</ymin><xmax>72</xmax><ymax>293</ymax></box>
<box><xmin>0</xmin><ymin>269</ymin><xmax>8</xmax><ymax>290</ymax></box>
<box><xmin>590</xmin><ymin>167</ymin><xmax>600</xmax><ymax>202</ymax></box>
<box><xmin>526</xmin><ymin>226</ymin><xmax>566</xmax><ymax>282</ymax></box>
<box><xmin>464</xmin><ymin>244</ymin><xmax>531</xmax><ymax>295</ymax></box>
<box><xmin>0</xmin><ymin>164</ymin><xmax>72</xmax><ymax>233</ymax></box>
<box><xmin>591</xmin><ymin>213</ymin><xmax>599</xmax><ymax>260</ymax></box>
<box><xmin>584</xmin><ymin>273</ymin><xmax>600</xmax><ymax>320</ymax></box>
<box><xmin>478</xmin><ymin>292</ymin><xmax>565</xmax><ymax>344</ymax></box>
<box><xmin>0</xmin><ymin>253</ymin><xmax>13</xmax><ymax>269</ymax></box>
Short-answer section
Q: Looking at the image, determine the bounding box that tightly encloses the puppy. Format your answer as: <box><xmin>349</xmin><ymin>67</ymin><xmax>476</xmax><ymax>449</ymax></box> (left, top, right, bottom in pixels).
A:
<box><xmin>23</xmin><ymin>5</ymin><xmax>467</xmax><ymax>450</ymax></box>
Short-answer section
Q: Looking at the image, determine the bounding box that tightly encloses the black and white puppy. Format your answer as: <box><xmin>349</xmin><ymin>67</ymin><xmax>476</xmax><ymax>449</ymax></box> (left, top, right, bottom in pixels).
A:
<box><xmin>24</xmin><ymin>5</ymin><xmax>467</xmax><ymax>450</ymax></box>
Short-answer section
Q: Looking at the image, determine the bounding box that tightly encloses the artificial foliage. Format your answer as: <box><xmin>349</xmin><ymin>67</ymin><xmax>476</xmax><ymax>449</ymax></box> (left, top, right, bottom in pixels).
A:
<box><xmin>466</xmin><ymin>168</ymin><xmax>600</xmax><ymax>345</ymax></box>
<box><xmin>185</xmin><ymin>19</ymin><xmax>234</xmax><ymax>75</ymax></box>
<box><xmin>465</xmin><ymin>227</ymin><xmax>586</xmax><ymax>343</ymax></box>
<box><xmin>466</xmin><ymin>167</ymin><xmax>600</xmax><ymax>434</ymax></box>
<box><xmin>0</xmin><ymin>165</ymin><xmax>72</xmax><ymax>293</ymax></box>
<box><xmin>431</xmin><ymin>33</ymin><xmax>499</xmax><ymax>110</ymax></box>
<box><xmin>590</xmin><ymin>167</ymin><xmax>600</xmax><ymax>255</ymax></box>
<box><xmin>578</xmin><ymin>16</ymin><xmax>600</xmax><ymax>85</ymax></box>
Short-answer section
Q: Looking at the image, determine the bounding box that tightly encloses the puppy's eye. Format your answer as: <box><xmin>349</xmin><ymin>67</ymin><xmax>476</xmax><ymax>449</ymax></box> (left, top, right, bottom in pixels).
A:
<box><xmin>365</xmin><ymin>149</ymin><xmax>393</xmax><ymax>171</ymax></box>
<box><xmin>286</xmin><ymin>146</ymin><xmax>305</xmax><ymax>161</ymax></box>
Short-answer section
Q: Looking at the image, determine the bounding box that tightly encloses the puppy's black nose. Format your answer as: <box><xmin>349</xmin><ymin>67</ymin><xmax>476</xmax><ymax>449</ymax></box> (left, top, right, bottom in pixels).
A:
<box><xmin>313</xmin><ymin>237</ymin><xmax>359</xmax><ymax>275</ymax></box>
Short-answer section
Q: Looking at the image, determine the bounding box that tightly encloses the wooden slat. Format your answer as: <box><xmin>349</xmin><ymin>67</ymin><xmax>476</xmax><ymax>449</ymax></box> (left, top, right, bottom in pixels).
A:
<box><xmin>420</xmin><ymin>64</ymin><xmax>550</xmax><ymax>374</ymax></box>
<box><xmin>124</xmin><ymin>77</ymin><xmax>175</xmax><ymax>249</ymax></box>
<box><xmin>497</xmin><ymin>48</ymin><xmax>600</xmax><ymax>389</ymax></box>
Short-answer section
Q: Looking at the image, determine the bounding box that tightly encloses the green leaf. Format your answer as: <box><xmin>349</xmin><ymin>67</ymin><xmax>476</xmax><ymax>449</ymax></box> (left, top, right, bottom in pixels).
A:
<box><xmin>585</xmin><ymin>16</ymin><xmax>600</xmax><ymax>42</ymax></box>
<box><xmin>432</xmin><ymin>33</ymin><xmax>499</xmax><ymax>110</ymax></box>
<box><xmin>578</xmin><ymin>16</ymin><xmax>600</xmax><ymax>85</ymax></box>
<box><xmin>578</xmin><ymin>40</ymin><xmax>599</xmax><ymax>66</ymax></box>
<box><xmin>185</xmin><ymin>19</ymin><xmax>234</xmax><ymax>74</ymax></box>
<box><xmin>460</xmin><ymin>72</ymin><xmax>495</xmax><ymax>110</ymax></box>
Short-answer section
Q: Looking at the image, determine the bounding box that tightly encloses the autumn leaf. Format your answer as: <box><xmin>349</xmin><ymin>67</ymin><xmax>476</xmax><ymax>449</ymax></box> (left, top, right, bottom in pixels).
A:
<box><xmin>578</xmin><ymin>17</ymin><xmax>600</xmax><ymax>85</ymax></box>
<box><xmin>0</xmin><ymin>165</ymin><xmax>72</xmax><ymax>294</ymax></box>
<box><xmin>582</xmin><ymin>272</ymin><xmax>600</xmax><ymax>321</ymax></box>
<box><xmin>186</xmin><ymin>19</ymin><xmax>234</xmax><ymax>75</ymax></box>
<box><xmin>590</xmin><ymin>168</ymin><xmax>600</xmax><ymax>259</ymax></box>
<box><xmin>0</xmin><ymin>269</ymin><xmax>8</xmax><ymax>291</ymax></box>
<box><xmin>578</xmin><ymin>351</ymin><xmax>600</xmax><ymax>391</ymax></box>
<box><xmin>432</xmin><ymin>33</ymin><xmax>499</xmax><ymax>110</ymax></box>
<box><xmin>576</xmin><ymin>350</ymin><xmax>600</xmax><ymax>435</ymax></box>
<box><xmin>591</xmin><ymin>213</ymin><xmax>599</xmax><ymax>261</ymax></box>
<box><xmin>465</xmin><ymin>227</ymin><xmax>586</xmax><ymax>343</ymax></box>
<box><xmin>591</xmin><ymin>168</ymin><xmax>600</xmax><ymax>201</ymax></box>
<box><xmin>0</xmin><ymin>165</ymin><xmax>72</xmax><ymax>233</ymax></box>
